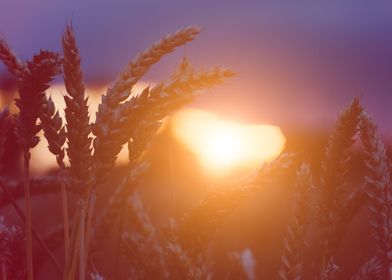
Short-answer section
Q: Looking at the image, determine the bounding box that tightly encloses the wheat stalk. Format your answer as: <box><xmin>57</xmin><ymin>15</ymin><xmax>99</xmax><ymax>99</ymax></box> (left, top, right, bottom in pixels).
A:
<box><xmin>93</xmin><ymin>67</ymin><xmax>233</xmax><ymax>251</ymax></box>
<box><xmin>318</xmin><ymin>98</ymin><xmax>363</xmax><ymax>274</ymax></box>
<box><xmin>91</xmin><ymin>163</ymin><xmax>149</xmax><ymax>252</ymax></box>
<box><xmin>0</xmin><ymin>39</ymin><xmax>62</xmax><ymax>279</ymax></box>
<box><xmin>93</xmin><ymin>66</ymin><xmax>233</xmax><ymax>185</ymax></box>
<box><xmin>351</xmin><ymin>256</ymin><xmax>383</xmax><ymax>280</ymax></box>
<box><xmin>95</xmin><ymin>26</ymin><xmax>200</xmax><ymax>118</ymax></box>
<box><xmin>40</xmin><ymin>96</ymin><xmax>66</xmax><ymax>168</ymax></box>
<box><xmin>62</xmin><ymin>24</ymin><xmax>95</xmax><ymax>278</ymax></box>
<box><xmin>179</xmin><ymin>152</ymin><xmax>295</xmax><ymax>248</ymax></box>
<box><xmin>92</xmin><ymin>27</ymin><xmax>200</xmax><ymax>184</ymax></box>
<box><xmin>62</xmin><ymin>24</ymin><xmax>92</xmax><ymax>191</ymax></box>
<box><xmin>359</xmin><ymin>112</ymin><xmax>392</xmax><ymax>279</ymax></box>
<box><xmin>278</xmin><ymin>163</ymin><xmax>311</xmax><ymax>280</ymax></box>
<box><xmin>0</xmin><ymin>181</ymin><xmax>62</xmax><ymax>275</ymax></box>
<box><xmin>0</xmin><ymin>39</ymin><xmax>25</xmax><ymax>78</ymax></box>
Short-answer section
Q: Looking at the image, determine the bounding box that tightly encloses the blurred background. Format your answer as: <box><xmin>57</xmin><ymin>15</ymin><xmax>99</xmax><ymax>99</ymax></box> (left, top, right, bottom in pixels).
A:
<box><xmin>1</xmin><ymin>0</ymin><xmax>391</xmax><ymax>172</ymax></box>
<box><xmin>0</xmin><ymin>1</ymin><xmax>391</xmax><ymax>278</ymax></box>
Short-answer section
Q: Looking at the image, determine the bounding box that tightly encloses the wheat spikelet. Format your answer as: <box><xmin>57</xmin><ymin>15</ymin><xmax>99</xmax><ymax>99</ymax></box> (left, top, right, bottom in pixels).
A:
<box><xmin>90</xmin><ymin>271</ymin><xmax>105</xmax><ymax>280</ymax></box>
<box><xmin>319</xmin><ymin>98</ymin><xmax>362</xmax><ymax>225</ymax></box>
<box><xmin>92</xmin><ymin>118</ymin><xmax>163</xmax><ymax>253</ymax></box>
<box><xmin>318</xmin><ymin>98</ymin><xmax>363</xmax><ymax>265</ymax></box>
<box><xmin>278</xmin><ymin>163</ymin><xmax>311</xmax><ymax>280</ymax></box>
<box><xmin>61</xmin><ymin>26</ymin><xmax>94</xmax><ymax>273</ymax></box>
<box><xmin>12</xmin><ymin>50</ymin><xmax>62</xmax><ymax>150</ymax></box>
<box><xmin>320</xmin><ymin>257</ymin><xmax>340</xmax><ymax>280</ymax></box>
<box><xmin>121</xmin><ymin>193</ymin><xmax>169</xmax><ymax>279</ymax></box>
<box><xmin>95</xmin><ymin>26</ymin><xmax>200</xmax><ymax>118</ymax></box>
<box><xmin>92</xmin><ymin>28</ymin><xmax>201</xmax><ymax>183</ymax></box>
<box><xmin>331</xmin><ymin>181</ymin><xmax>367</xmax><ymax>248</ymax></box>
<box><xmin>91</xmin><ymin>163</ymin><xmax>149</xmax><ymax>251</ymax></box>
<box><xmin>230</xmin><ymin>249</ymin><xmax>256</xmax><ymax>280</ymax></box>
<box><xmin>93</xmin><ymin>66</ymin><xmax>233</xmax><ymax>184</ymax></box>
<box><xmin>171</xmin><ymin>56</ymin><xmax>193</xmax><ymax>80</ymax></box>
<box><xmin>351</xmin><ymin>256</ymin><xmax>383</xmax><ymax>280</ymax></box>
<box><xmin>166</xmin><ymin>239</ymin><xmax>213</xmax><ymax>280</ymax></box>
<box><xmin>62</xmin><ymin>25</ymin><xmax>93</xmax><ymax>190</ymax></box>
<box><xmin>359</xmin><ymin>112</ymin><xmax>392</xmax><ymax>277</ymax></box>
<box><xmin>40</xmin><ymin>97</ymin><xmax>66</xmax><ymax>168</ymax></box>
<box><xmin>0</xmin><ymin>43</ymin><xmax>61</xmax><ymax>280</ymax></box>
<box><xmin>0</xmin><ymin>38</ymin><xmax>25</xmax><ymax>78</ymax></box>
<box><xmin>179</xmin><ymin>152</ymin><xmax>295</xmax><ymax>248</ymax></box>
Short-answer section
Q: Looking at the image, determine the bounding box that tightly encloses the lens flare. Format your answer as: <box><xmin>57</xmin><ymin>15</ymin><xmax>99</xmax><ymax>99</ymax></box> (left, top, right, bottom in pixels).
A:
<box><xmin>171</xmin><ymin>108</ymin><xmax>285</xmax><ymax>173</ymax></box>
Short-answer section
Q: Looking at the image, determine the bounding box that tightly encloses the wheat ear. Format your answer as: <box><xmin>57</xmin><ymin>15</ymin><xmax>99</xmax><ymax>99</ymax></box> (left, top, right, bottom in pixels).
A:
<box><xmin>0</xmin><ymin>40</ymin><xmax>61</xmax><ymax>279</ymax></box>
<box><xmin>93</xmin><ymin>66</ymin><xmax>233</xmax><ymax>248</ymax></box>
<box><xmin>359</xmin><ymin>112</ymin><xmax>392</xmax><ymax>279</ymax></box>
<box><xmin>278</xmin><ymin>163</ymin><xmax>311</xmax><ymax>280</ymax></box>
<box><xmin>318</xmin><ymin>98</ymin><xmax>362</xmax><ymax>271</ymax></box>
<box><xmin>62</xmin><ymin>24</ymin><xmax>92</xmax><ymax>191</ymax></box>
<box><xmin>62</xmin><ymin>25</ymin><xmax>94</xmax><ymax>277</ymax></box>
<box><xmin>179</xmin><ymin>152</ymin><xmax>295</xmax><ymax>249</ymax></box>
<box><xmin>351</xmin><ymin>256</ymin><xmax>383</xmax><ymax>280</ymax></box>
<box><xmin>93</xmin><ymin>66</ymin><xmax>234</xmax><ymax>184</ymax></box>
<box><xmin>39</xmin><ymin>94</ymin><xmax>70</xmax><ymax>263</ymax></box>
<box><xmin>0</xmin><ymin>38</ymin><xmax>25</xmax><ymax>78</ymax></box>
<box><xmin>95</xmin><ymin>26</ymin><xmax>200</xmax><ymax>121</ymax></box>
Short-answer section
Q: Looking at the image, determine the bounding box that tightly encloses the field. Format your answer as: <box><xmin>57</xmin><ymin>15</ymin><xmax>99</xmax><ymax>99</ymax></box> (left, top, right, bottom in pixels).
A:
<box><xmin>0</xmin><ymin>24</ymin><xmax>391</xmax><ymax>280</ymax></box>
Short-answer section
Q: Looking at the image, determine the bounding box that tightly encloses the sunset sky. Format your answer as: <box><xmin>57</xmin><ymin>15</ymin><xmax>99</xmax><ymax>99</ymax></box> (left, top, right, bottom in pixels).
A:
<box><xmin>1</xmin><ymin>1</ymin><xmax>392</xmax><ymax>134</ymax></box>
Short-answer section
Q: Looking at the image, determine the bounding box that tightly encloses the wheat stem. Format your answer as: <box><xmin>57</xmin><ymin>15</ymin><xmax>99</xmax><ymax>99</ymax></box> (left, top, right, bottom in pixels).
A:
<box><xmin>279</xmin><ymin>163</ymin><xmax>311</xmax><ymax>280</ymax></box>
<box><xmin>23</xmin><ymin>151</ymin><xmax>34</xmax><ymax>280</ymax></box>
<box><xmin>1</xmin><ymin>258</ymin><xmax>7</xmax><ymax>280</ymax></box>
<box><xmin>114</xmin><ymin>200</ymin><xmax>127</xmax><ymax>280</ymax></box>
<box><xmin>61</xmin><ymin>177</ymin><xmax>70</xmax><ymax>268</ymax></box>
<box><xmin>84</xmin><ymin>190</ymin><xmax>96</xmax><ymax>274</ymax></box>
<box><xmin>64</xmin><ymin>211</ymin><xmax>80</xmax><ymax>279</ymax></box>
<box><xmin>67</xmin><ymin>215</ymin><xmax>81</xmax><ymax>280</ymax></box>
<box><xmin>79</xmin><ymin>201</ymin><xmax>86</xmax><ymax>280</ymax></box>
<box><xmin>0</xmin><ymin>180</ymin><xmax>63</xmax><ymax>275</ymax></box>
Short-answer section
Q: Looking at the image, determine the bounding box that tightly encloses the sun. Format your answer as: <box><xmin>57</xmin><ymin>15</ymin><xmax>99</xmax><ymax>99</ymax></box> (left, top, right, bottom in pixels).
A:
<box><xmin>171</xmin><ymin>108</ymin><xmax>286</xmax><ymax>174</ymax></box>
<box><xmin>202</xmin><ymin>126</ymin><xmax>242</xmax><ymax>168</ymax></box>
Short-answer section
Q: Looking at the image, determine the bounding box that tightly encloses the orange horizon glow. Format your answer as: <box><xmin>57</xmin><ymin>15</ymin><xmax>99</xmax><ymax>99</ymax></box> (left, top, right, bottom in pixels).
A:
<box><xmin>171</xmin><ymin>108</ymin><xmax>286</xmax><ymax>175</ymax></box>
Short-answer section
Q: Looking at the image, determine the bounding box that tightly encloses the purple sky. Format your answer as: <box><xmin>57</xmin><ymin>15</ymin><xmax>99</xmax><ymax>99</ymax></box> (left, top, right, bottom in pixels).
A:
<box><xmin>1</xmin><ymin>1</ymin><xmax>392</xmax><ymax>134</ymax></box>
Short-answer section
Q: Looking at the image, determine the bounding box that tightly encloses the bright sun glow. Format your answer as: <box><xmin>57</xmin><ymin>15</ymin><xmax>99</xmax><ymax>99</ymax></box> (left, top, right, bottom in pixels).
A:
<box><xmin>171</xmin><ymin>109</ymin><xmax>286</xmax><ymax>173</ymax></box>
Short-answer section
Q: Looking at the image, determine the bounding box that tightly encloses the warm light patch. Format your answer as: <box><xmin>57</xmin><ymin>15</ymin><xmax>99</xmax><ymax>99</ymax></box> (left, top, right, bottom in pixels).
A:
<box><xmin>171</xmin><ymin>109</ymin><xmax>285</xmax><ymax>173</ymax></box>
